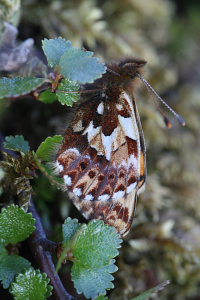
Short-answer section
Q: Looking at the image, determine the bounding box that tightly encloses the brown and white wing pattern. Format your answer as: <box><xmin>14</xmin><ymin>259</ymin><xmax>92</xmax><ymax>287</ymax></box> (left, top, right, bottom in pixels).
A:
<box><xmin>56</xmin><ymin>90</ymin><xmax>146</xmax><ymax>236</ymax></box>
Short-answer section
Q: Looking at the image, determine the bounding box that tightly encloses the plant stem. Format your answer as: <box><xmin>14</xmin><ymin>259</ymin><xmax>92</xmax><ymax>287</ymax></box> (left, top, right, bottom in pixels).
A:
<box><xmin>28</xmin><ymin>201</ymin><xmax>77</xmax><ymax>300</ymax></box>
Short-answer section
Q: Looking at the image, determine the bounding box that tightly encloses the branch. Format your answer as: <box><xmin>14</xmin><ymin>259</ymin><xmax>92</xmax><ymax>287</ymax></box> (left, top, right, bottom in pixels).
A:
<box><xmin>28</xmin><ymin>200</ymin><xmax>77</xmax><ymax>300</ymax></box>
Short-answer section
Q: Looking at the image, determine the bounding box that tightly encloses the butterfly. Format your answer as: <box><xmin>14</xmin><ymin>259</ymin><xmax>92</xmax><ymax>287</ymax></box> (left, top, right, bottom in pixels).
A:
<box><xmin>55</xmin><ymin>58</ymin><xmax>185</xmax><ymax>237</ymax></box>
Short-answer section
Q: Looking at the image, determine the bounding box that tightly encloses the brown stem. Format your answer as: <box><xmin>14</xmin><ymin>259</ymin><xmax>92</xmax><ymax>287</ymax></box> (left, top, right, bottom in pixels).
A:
<box><xmin>28</xmin><ymin>201</ymin><xmax>77</xmax><ymax>300</ymax></box>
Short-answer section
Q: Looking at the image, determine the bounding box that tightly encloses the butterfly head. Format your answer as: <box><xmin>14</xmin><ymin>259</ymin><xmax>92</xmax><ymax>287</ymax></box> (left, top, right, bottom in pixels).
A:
<box><xmin>118</xmin><ymin>58</ymin><xmax>147</xmax><ymax>78</ymax></box>
<box><xmin>106</xmin><ymin>58</ymin><xmax>147</xmax><ymax>88</ymax></box>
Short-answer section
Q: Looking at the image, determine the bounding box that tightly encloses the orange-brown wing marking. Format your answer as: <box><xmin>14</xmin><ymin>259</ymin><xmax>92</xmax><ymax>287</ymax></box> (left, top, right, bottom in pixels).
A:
<box><xmin>55</xmin><ymin>91</ymin><xmax>146</xmax><ymax>236</ymax></box>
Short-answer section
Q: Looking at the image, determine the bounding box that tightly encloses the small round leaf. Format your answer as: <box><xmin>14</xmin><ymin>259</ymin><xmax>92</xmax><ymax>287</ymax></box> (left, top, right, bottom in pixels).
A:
<box><xmin>42</xmin><ymin>37</ymin><xmax>72</xmax><ymax>67</ymax></box>
<box><xmin>71</xmin><ymin>220</ymin><xmax>122</xmax><ymax>298</ymax></box>
<box><xmin>0</xmin><ymin>77</ymin><xmax>45</xmax><ymax>99</ymax></box>
<box><xmin>11</xmin><ymin>269</ymin><xmax>52</xmax><ymax>300</ymax></box>
<box><xmin>4</xmin><ymin>135</ymin><xmax>30</xmax><ymax>153</ymax></box>
<box><xmin>59</xmin><ymin>48</ymin><xmax>106</xmax><ymax>84</ymax></box>
<box><xmin>0</xmin><ymin>205</ymin><xmax>35</xmax><ymax>244</ymax></box>
<box><xmin>56</xmin><ymin>79</ymin><xmax>80</xmax><ymax>106</ymax></box>
<box><xmin>36</xmin><ymin>135</ymin><xmax>63</xmax><ymax>162</ymax></box>
<box><xmin>0</xmin><ymin>255</ymin><xmax>31</xmax><ymax>288</ymax></box>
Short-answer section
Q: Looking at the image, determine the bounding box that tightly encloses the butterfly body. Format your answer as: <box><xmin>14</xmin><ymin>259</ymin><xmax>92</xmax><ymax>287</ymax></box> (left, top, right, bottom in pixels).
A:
<box><xmin>56</xmin><ymin>58</ymin><xmax>146</xmax><ymax>236</ymax></box>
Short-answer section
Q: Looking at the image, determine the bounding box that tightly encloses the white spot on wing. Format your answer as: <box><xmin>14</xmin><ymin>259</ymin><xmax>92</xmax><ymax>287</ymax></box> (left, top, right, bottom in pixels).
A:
<box><xmin>55</xmin><ymin>161</ymin><xmax>64</xmax><ymax>173</ymax></box>
<box><xmin>129</xmin><ymin>154</ymin><xmax>138</xmax><ymax>169</ymax></box>
<box><xmin>85</xmin><ymin>194</ymin><xmax>94</xmax><ymax>201</ymax></box>
<box><xmin>98</xmin><ymin>194</ymin><xmax>110</xmax><ymax>201</ymax></box>
<box><xmin>118</xmin><ymin>115</ymin><xmax>137</xmax><ymax>140</ymax></box>
<box><xmin>121</xmin><ymin>160</ymin><xmax>127</xmax><ymax>168</ymax></box>
<box><xmin>121</xmin><ymin>92</ymin><xmax>141</xmax><ymax>175</ymax></box>
<box><xmin>127</xmin><ymin>182</ymin><xmax>137</xmax><ymax>194</ymax></box>
<box><xmin>73</xmin><ymin>120</ymin><xmax>84</xmax><ymax>132</ymax></box>
<box><xmin>64</xmin><ymin>175</ymin><xmax>72</xmax><ymax>186</ymax></box>
<box><xmin>102</xmin><ymin>127</ymin><xmax>119</xmax><ymax>161</ymax></box>
<box><xmin>83</xmin><ymin>121</ymin><xmax>101</xmax><ymax>143</ymax></box>
<box><xmin>63</xmin><ymin>148</ymin><xmax>80</xmax><ymax>155</ymax></box>
<box><xmin>73</xmin><ymin>188</ymin><xmax>82</xmax><ymax>196</ymax></box>
<box><xmin>116</xmin><ymin>103</ymin><xmax>123</xmax><ymax>110</ymax></box>
<box><xmin>113</xmin><ymin>190</ymin><xmax>125</xmax><ymax>200</ymax></box>
<box><xmin>97</xmin><ymin>102</ymin><xmax>104</xmax><ymax>115</ymax></box>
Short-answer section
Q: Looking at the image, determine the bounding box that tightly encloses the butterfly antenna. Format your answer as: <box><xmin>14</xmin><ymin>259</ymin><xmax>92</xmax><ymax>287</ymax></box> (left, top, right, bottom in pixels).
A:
<box><xmin>138</xmin><ymin>73</ymin><xmax>186</xmax><ymax>126</ymax></box>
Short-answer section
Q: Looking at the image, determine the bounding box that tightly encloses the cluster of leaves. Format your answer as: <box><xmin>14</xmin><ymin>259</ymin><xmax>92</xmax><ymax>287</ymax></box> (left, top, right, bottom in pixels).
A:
<box><xmin>0</xmin><ymin>36</ymin><xmax>107</xmax><ymax>204</ymax></box>
<box><xmin>0</xmin><ymin>36</ymin><xmax>171</xmax><ymax>299</ymax></box>
<box><xmin>0</xmin><ymin>204</ymin><xmax>52</xmax><ymax>299</ymax></box>
<box><xmin>0</xmin><ymin>202</ymin><xmax>122</xmax><ymax>299</ymax></box>
<box><xmin>1</xmin><ymin>134</ymin><xmax>123</xmax><ymax>299</ymax></box>
<box><xmin>0</xmin><ymin>37</ymin><xmax>106</xmax><ymax>106</ymax></box>
<box><xmin>0</xmin><ymin>36</ymin><xmax>110</xmax><ymax>297</ymax></box>
<box><xmin>0</xmin><ymin>133</ymin><xmax>65</xmax><ymax>207</ymax></box>
<box><xmin>0</xmin><ymin>203</ymin><xmax>169</xmax><ymax>300</ymax></box>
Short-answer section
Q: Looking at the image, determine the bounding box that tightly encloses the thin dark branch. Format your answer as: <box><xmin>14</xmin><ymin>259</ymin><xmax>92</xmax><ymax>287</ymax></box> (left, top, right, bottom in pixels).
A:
<box><xmin>28</xmin><ymin>200</ymin><xmax>77</xmax><ymax>300</ymax></box>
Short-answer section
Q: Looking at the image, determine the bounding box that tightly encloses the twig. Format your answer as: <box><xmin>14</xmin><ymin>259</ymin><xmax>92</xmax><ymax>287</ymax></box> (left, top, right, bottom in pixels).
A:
<box><xmin>28</xmin><ymin>200</ymin><xmax>77</xmax><ymax>300</ymax></box>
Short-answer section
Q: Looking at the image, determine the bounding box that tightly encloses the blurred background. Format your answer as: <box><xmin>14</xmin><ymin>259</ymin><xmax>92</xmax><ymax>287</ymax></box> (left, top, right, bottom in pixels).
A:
<box><xmin>0</xmin><ymin>0</ymin><xmax>200</xmax><ymax>299</ymax></box>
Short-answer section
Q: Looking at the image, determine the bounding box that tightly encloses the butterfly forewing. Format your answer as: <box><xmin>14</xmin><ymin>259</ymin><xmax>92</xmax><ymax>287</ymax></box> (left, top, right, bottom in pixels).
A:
<box><xmin>56</xmin><ymin>85</ymin><xmax>146</xmax><ymax>236</ymax></box>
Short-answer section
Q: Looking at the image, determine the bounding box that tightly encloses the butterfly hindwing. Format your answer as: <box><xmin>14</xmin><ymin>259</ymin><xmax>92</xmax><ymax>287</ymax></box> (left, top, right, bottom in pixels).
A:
<box><xmin>56</xmin><ymin>88</ymin><xmax>146</xmax><ymax>236</ymax></box>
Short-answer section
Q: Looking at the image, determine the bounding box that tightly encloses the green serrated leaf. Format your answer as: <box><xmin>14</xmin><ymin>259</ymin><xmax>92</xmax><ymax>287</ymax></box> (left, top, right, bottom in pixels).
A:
<box><xmin>59</xmin><ymin>48</ymin><xmax>106</xmax><ymax>84</ymax></box>
<box><xmin>56</xmin><ymin>218</ymin><xmax>82</xmax><ymax>272</ymax></box>
<box><xmin>71</xmin><ymin>220</ymin><xmax>122</xmax><ymax>298</ymax></box>
<box><xmin>3</xmin><ymin>135</ymin><xmax>30</xmax><ymax>153</ymax></box>
<box><xmin>11</xmin><ymin>268</ymin><xmax>53</xmax><ymax>300</ymax></box>
<box><xmin>0</xmin><ymin>241</ymin><xmax>7</xmax><ymax>258</ymax></box>
<box><xmin>0</xmin><ymin>205</ymin><xmax>35</xmax><ymax>244</ymax></box>
<box><xmin>62</xmin><ymin>217</ymin><xmax>82</xmax><ymax>243</ymax></box>
<box><xmin>36</xmin><ymin>135</ymin><xmax>63</xmax><ymax>162</ymax></box>
<box><xmin>56</xmin><ymin>78</ymin><xmax>80</xmax><ymax>106</ymax></box>
<box><xmin>0</xmin><ymin>255</ymin><xmax>31</xmax><ymax>289</ymax></box>
<box><xmin>39</xmin><ymin>90</ymin><xmax>58</xmax><ymax>103</ymax></box>
<box><xmin>131</xmin><ymin>281</ymin><xmax>170</xmax><ymax>300</ymax></box>
<box><xmin>0</xmin><ymin>77</ymin><xmax>45</xmax><ymax>99</ymax></box>
<box><xmin>42</xmin><ymin>37</ymin><xmax>72</xmax><ymax>67</ymax></box>
<box><xmin>72</xmin><ymin>263</ymin><xmax>116</xmax><ymax>299</ymax></box>
<box><xmin>72</xmin><ymin>220</ymin><xmax>122</xmax><ymax>267</ymax></box>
